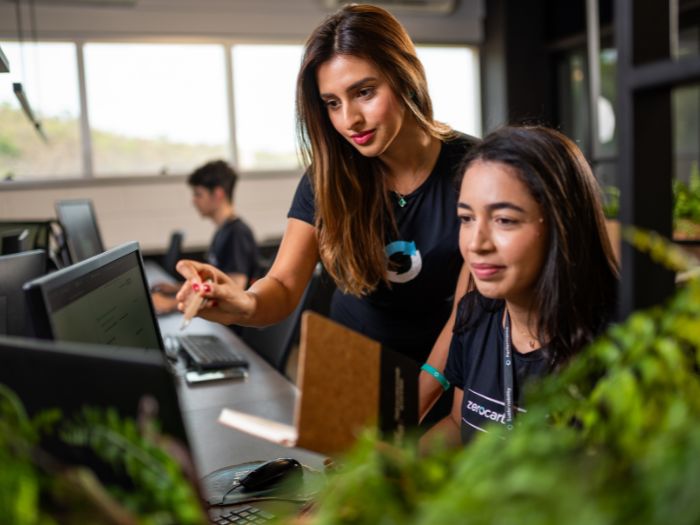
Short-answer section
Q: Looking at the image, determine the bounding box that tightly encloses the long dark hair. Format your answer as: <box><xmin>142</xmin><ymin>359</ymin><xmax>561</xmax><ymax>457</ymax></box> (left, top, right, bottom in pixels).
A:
<box><xmin>296</xmin><ymin>4</ymin><xmax>454</xmax><ymax>296</ymax></box>
<box><xmin>456</xmin><ymin>126</ymin><xmax>619</xmax><ymax>368</ymax></box>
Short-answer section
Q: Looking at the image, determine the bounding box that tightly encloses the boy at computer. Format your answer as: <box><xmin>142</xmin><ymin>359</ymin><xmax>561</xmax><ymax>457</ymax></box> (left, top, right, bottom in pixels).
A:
<box><xmin>151</xmin><ymin>160</ymin><xmax>259</xmax><ymax>314</ymax></box>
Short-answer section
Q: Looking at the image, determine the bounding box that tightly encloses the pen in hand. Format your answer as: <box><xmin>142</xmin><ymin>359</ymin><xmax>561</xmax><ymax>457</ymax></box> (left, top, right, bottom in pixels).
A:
<box><xmin>180</xmin><ymin>279</ymin><xmax>212</xmax><ymax>330</ymax></box>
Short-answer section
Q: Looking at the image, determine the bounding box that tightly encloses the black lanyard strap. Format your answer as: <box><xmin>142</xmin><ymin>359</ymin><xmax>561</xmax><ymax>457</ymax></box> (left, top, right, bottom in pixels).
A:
<box><xmin>503</xmin><ymin>311</ymin><xmax>514</xmax><ymax>430</ymax></box>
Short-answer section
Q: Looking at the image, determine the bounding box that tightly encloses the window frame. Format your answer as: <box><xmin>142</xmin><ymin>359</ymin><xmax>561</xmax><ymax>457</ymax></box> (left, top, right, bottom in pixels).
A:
<box><xmin>0</xmin><ymin>36</ymin><xmax>480</xmax><ymax>187</ymax></box>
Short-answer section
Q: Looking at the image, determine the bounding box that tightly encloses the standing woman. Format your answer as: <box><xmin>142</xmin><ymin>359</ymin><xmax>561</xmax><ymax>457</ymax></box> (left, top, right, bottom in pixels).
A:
<box><xmin>422</xmin><ymin>126</ymin><xmax>619</xmax><ymax>447</ymax></box>
<box><xmin>175</xmin><ymin>5</ymin><xmax>476</xmax><ymax>371</ymax></box>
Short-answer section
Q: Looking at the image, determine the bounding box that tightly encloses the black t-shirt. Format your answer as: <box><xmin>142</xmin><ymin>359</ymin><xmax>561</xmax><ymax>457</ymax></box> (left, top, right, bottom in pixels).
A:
<box><xmin>444</xmin><ymin>295</ymin><xmax>550</xmax><ymax>444</ymax></box>
<box><xmin>288</xmin><ymin>133</ymin><xmax>477</xmax><ymax>363</ymax></box>
<box><xmin>207</xmin><ymin>217</ymin><xmax>259</xmax><ymax>286</ymax></box>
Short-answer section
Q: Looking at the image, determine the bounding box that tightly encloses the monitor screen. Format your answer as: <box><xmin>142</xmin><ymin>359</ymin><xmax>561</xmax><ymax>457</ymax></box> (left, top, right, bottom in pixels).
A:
<box><xmin>0</xmin><ymin>249</ymin><xmax>47</xmax><ymax>336</ymax></box>
<box><xmin>24</xmin><ymin>242</ymin><xmax>164</xmax><ymax>352</ymax></box>
<box><xmin>55</xmin><ymin>199</ymin><xmax>105</xmax><ymax>263</ymax></box>
<box><xmin>0</xmin><ymin>335</ymin><xmax>192</xmax><ymax>472</ymax></box>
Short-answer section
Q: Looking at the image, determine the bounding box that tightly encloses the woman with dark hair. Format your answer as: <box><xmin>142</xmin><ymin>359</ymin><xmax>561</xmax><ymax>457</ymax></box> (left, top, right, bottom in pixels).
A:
<box><xmin>422</xmin><ymin>125</ymin><xmax>618</xmax><ymax>446</ymax></box>
<box><xmin>175</xmin><ymin>4</ymin><xmax>476</xmax><ymax>380</ymax></box>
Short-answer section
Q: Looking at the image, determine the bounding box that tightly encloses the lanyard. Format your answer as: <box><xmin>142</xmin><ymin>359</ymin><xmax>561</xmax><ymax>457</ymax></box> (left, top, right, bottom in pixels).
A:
<box><xmin>503</xmin><ymin>311</ymin><xmax>514</xmax><ymax>430</ymax></box>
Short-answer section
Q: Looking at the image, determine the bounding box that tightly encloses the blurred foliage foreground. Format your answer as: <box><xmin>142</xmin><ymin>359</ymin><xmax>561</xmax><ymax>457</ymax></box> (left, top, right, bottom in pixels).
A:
<box><xmin>305</xmin><ymin>231</ymin><xmax>700</xmax><ymax>525</ymax></box>
<box><xmin>2</xmin><ymin>230</ymin><xmax>700</xmax><ymax>525</ymax></box>
<box><xmin>0</xmin><ymin>399</ymin><xmax>206</xmax><ymax>525</ymax></box>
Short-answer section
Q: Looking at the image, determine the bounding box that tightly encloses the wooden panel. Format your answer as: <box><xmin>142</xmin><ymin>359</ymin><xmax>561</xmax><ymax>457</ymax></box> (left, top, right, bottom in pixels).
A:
<box><xmin>295</xmin><ymin>312</ymin><xmax>381</xmax><ymax>456</ymax></box>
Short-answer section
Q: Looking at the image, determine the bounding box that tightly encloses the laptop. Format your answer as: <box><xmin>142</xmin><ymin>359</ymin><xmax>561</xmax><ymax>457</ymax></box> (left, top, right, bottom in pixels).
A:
<box><xmin>0</xmin><ymin>335</ymin><xmax>296</xmax><ymax>523</ymax></box>
<box><xmin>22</xmin><ymin>241</ymin><xmax>248</xmax><ymax>376</ymax></box>
<box><xmin>0</xmin><ymin>335</ymin><xmax>196</xmax><ymax>505</ymax></box>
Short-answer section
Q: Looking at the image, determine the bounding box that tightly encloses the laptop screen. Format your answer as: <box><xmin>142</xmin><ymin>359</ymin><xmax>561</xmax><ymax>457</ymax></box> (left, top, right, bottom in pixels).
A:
<box><xmin>55</xmin><ymin>199</ymin><xmax>105</xmax><ymax>263</ymax></box>
<box><xmin>0</xmin><ymin>334</ymin><xmax>197</xmax><ymax>503</ymax></box>
<box><xmin>0</xmin><ymin>249</ymin><xmax>47</xmax><ymax>336</ymax></box>
<box><xmin>0</xmin><ymin>335</ymin><xmax>188</xmax><ymax>446</ymax></box>
<box><xmin>24</xmin><ymin>242</ymin><xmax>164</xmax><ymax>351</ymax></box>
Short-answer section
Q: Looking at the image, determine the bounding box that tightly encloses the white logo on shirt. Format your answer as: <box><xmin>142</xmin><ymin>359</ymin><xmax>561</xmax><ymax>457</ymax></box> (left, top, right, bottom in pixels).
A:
<box><xmin>385</xmin><ymin>240</ymin><xmax>422</xmax><ymax>284</ymax></box>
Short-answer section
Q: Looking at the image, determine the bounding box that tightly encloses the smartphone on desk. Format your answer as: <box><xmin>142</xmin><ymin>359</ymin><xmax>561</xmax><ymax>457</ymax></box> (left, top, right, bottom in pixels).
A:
<box><xmin>185</xmin><ymin>367</ymin><xmax>248</xmax><ymax>385</ymax></box>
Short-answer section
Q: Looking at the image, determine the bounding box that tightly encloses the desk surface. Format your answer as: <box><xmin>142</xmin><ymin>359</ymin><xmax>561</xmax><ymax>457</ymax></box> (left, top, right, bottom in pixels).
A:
<box><xmin>145</xmin><ymin>262</ymin><xmax>324</xmax><ymax>477</ymax></box>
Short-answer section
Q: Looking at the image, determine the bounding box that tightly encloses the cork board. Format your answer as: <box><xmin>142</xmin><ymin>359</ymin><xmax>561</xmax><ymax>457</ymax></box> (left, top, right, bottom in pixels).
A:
<box><xmin>295</xmin><ymin>311</ymin><xmax>382</xmax><ymax>456</ymax></box>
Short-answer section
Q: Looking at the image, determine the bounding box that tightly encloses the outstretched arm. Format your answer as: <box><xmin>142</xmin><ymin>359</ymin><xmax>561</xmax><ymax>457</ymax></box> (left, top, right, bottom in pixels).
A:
<box><xmin>175</xmin><ymin>218</ymin><xmax>319</xmax><ymax>327</ymax></box>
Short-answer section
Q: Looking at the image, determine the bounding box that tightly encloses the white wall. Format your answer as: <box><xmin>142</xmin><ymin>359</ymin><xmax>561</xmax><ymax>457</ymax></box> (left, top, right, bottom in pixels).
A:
<box><xmin>0</xmin><ymin>0</ymin><xmax>484</xmax><ymax>253</ymax></box>
<box><xmin>0</xmin><ymin>173</ymin><xmax>300</xmax><ymax>253</ymax></box>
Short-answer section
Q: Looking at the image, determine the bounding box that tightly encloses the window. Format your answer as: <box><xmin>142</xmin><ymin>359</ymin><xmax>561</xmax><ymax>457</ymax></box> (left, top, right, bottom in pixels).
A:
<box><xmin>416</xmin><ymin>45</ymin><xmax>481</xmax><ymax>137</ymax></box>
<box><xmin>0</xmin><ymin>40</ymin><xmax>481</xmax><ymax>180</ymax></box>
<box><xmin>84</xmin><ymin>43</ymin><xmax>229</xmax><ymax>176</ymax></box>
<box><xmin>232</xmin><ymin>45</ymin><xmax>303</xmax><ymax>171</ymax></box>
<box><xmin>0</xmin><ymin>42</ymin><xmax>81</xmax><ymax>180</ymax></box>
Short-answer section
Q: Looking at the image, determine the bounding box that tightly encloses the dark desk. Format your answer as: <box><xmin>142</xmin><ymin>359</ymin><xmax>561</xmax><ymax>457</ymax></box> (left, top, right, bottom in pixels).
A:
<box><xmin>145</xmin><ymin>262</ymin><xmax>324</xmax><ymax>477</ymax></box>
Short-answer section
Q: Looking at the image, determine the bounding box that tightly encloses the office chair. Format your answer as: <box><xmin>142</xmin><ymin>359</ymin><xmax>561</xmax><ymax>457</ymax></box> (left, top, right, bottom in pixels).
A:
<box><xmin>162</xmin><ymin>230</ymin><xmax>185</xmax><ymax>279</ymax></box>
<box><xmin>239</xmin><ymin>264</ymin><xmax>324</xmax><ymax>375</ymax></box>
<box><xmin>254</xmin><ymin>235</ymin><xmax>282</xmax><ymax>279</ymax></box>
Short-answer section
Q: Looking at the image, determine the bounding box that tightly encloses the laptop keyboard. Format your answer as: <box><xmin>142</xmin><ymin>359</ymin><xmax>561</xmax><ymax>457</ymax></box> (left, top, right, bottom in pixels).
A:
<box><xmin>164</xmin><ymin>334</ymin><xmax>249</xmax><ymax>370</ymax></box>
<box><xmin>210</xmin><ymin>504</ymin><xmax>274</xmax><ymax>524</ymax></box>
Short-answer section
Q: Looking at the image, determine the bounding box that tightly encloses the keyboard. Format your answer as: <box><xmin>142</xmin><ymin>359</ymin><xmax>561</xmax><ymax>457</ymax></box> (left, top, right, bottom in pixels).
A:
<box><xmin>164</xmin><ymin>334</ymin><xmax>249</xmax><ymax>370</ymax></box>
<box><xmin>210</xmin><ymin>504</ymin><xmax>274</xmax><ymax>524</ymax></box>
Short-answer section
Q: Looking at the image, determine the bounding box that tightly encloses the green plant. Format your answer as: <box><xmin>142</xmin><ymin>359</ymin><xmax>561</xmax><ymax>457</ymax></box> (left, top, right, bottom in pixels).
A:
<box><xmin>673</xmin><ymin>163</ymin><xmax>700</xmax><ymax>238</ymax></box>
<box><xmin>673</xmin><ymin>162</ymin><xmax>700</xmax><ymax>224</ymax></box>
<box><xmin>601</xmin><ymin>164</ymin><xmax>700</xmax><ymax>229</ymax></box>
<box><xmin>299</xmin><ymin>229</ymin><xmax>700</xmax><ymax>525</ymax></box>
<box><xmin>0</xmin><ymin>388</ymin><xmax>206</xmax><ymax>525</ymax></box>
<box><xmin>602</xmin><ymin>184</ymin><xmax>620</xmax><ymax>219</ymax></box>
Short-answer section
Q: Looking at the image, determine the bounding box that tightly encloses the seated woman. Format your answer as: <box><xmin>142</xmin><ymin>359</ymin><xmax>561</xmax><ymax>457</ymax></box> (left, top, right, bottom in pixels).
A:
<box><xmin>422</xmin><ymin>125</ymin><xmax>618</xmax><ymax>447</ymax></box>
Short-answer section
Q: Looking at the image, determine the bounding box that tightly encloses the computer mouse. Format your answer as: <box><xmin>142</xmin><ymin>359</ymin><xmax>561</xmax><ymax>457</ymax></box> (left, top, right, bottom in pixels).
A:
<box><xmin>239</xmin><ymin>457</ymin><xmax>303</xmax><ymax>491</ymax></box>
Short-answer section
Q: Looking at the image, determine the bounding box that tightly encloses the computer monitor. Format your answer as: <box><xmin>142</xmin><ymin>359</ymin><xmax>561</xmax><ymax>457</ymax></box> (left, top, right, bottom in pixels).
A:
<box><xmin>23</xmin><ymin>242</ymin><xmax>165</xmax><ymax>352</ymax></box>
<box><xmin>0</xmin><ymin>249</ymin><xmax>47</xmax><ymax>336</ymax></box>
<box><xmin>0</xmin><ymin>335</ymin><xmax>192</xmax><ymax>476</ymax></box>
<box><xmin>55</xmin><ymin>199</ymin><xmax>105</xmax><ymax>263</ymax></box>
<box><xmin>0</xmin><ymin>228</ymin><xmax>30</xmax><ymax>254</ymax></box>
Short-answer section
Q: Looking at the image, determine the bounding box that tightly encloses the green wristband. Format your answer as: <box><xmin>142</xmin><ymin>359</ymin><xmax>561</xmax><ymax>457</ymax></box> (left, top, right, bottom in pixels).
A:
<box><xmin>421</xmin><ymin>363</ymin><xmax>450</xmax><ymax>391</ymax></box>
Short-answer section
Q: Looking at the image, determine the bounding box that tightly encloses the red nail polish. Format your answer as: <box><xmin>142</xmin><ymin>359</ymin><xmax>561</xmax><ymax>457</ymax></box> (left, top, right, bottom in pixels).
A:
<box><xmin>203</xmin><ymin>284</ymin><xmax>212</xmax><ymax>293</ymax></box>
<box><xmin>192</xmin><ymin>283</ymin><xmax>200</xmax><ymax>292</ymax></box>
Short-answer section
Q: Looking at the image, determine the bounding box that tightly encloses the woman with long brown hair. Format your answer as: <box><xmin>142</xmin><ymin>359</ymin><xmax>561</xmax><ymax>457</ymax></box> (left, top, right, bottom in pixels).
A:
<box><xmin>422</xmin><ymin>125</ymin><xmax>618</xmax><ymax>446</ymax></box>
<box><xmin>176</xmin><ymin>4</ymin><xmax>476</xmax><ymax>408</ymax></box>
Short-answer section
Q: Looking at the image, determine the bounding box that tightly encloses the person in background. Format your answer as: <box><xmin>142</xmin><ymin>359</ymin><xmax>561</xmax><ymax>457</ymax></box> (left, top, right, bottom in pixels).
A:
<box><xmin>173</xmin><ymin>3</ymin><xmax>476</xmax><ymax>422</ymax></box>
<box><xmin>151</xmin><ymin>160</ymin><xmax>259</xmax><ymax>314</ymax></box>
<box><xmin>421</xmin><ymin>125</ymin><xmax>619</xmax><ymax>448</ymax></box>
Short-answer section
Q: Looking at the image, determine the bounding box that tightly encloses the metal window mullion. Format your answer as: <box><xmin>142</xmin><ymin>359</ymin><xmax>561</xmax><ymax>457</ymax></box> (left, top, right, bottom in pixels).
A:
<box><xmin>630</xmin><ymin>56</ymin><xmax>700</xmax><ymax>90</ymax></box>
<box><xmin>670</xmin><ymin>0</ymin><xmax>679</xmax><ymax>60</ymax></box>
<box><xmin>586</xmin><ymin>0</ymin><xmax>602</xmax><ymax>162</ymax></box>
<box><xmin>615</xmin><ymin>0</ymin><xmax>675</xmax><ymax>318</ymax></box>
<box><xmin>76</xmin><ymin>41</ymin><xmax>94</xmax><ymax>178</ymax></box>
<box><xmin>224</xmin><ymin>43</ymin><xmax>238</xmax><ymax>167</ymax></box>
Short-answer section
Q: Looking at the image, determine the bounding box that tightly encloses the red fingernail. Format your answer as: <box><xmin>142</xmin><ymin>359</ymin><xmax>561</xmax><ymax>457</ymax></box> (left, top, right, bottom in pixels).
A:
<box><xmin>203</xmin><ymin>284</ymin><xmax>212</xmax><ymax>293</ymax></box>
<box><xmin>192</xmin><ymin>283</ymin><xmax>200</xmax><ymax>292</ymax></box>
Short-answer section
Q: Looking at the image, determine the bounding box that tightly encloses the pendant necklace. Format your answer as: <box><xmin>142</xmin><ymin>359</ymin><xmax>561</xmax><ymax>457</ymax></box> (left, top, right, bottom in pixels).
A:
<box><xmin>395</xmin><ymin>191</ymin><xmax>407</xmax><ymax>208</ymax></box>
<box><xmin>506</xmin><ymin>309</ymin><xmax>538</xmax><ymax>350</ymax></box>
